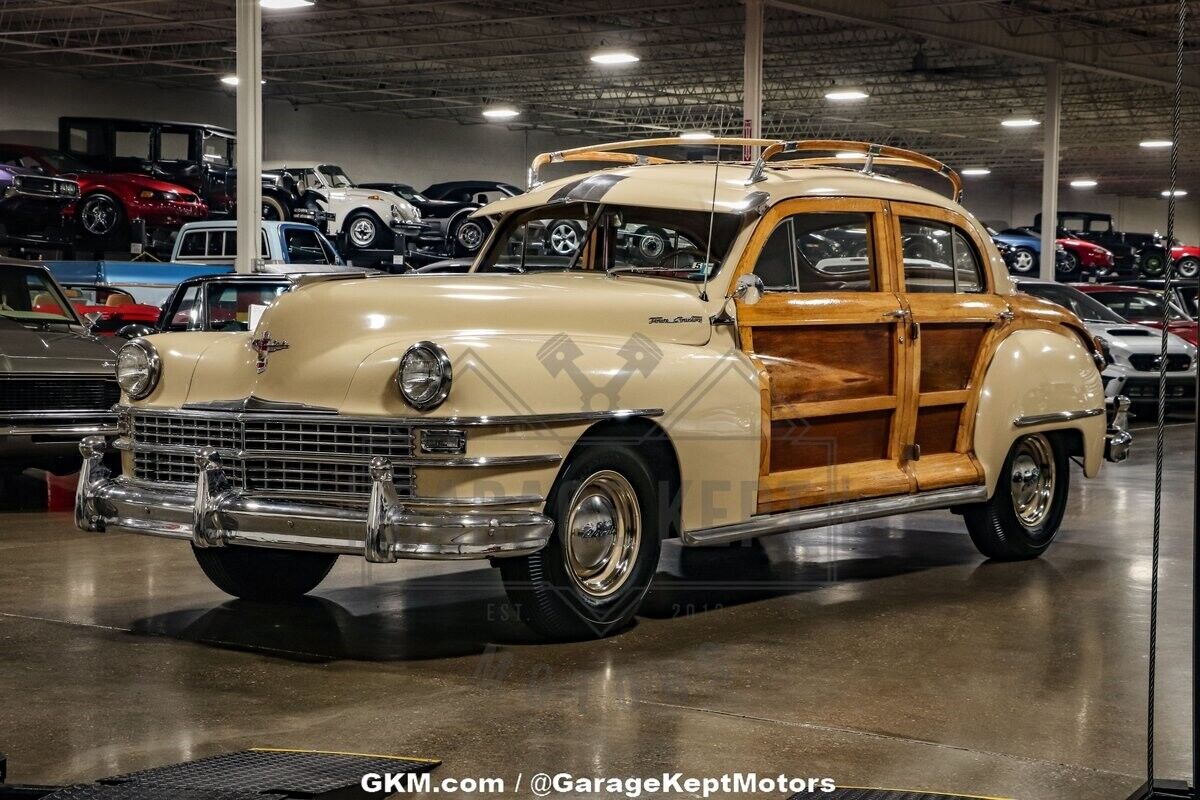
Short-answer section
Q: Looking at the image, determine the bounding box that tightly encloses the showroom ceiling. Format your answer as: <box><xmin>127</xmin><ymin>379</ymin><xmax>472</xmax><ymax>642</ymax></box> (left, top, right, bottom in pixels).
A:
<box><xmin>0</xmin><ymin>0</ymin><xmax>1195</xmax><ymax>195</ymax></box>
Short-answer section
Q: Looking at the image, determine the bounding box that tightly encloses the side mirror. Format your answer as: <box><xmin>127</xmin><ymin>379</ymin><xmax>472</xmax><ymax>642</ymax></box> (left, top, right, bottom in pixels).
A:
<box><xmin>83</xmin><ymin>311</ymin><xmax>103</xmax><ymax>334</ymax></box>
<box><xmin>733</xmin><ymin>274</ymin><xmax>764</xmax><ymax>306</ymax></box>
<box><xmin>116</xmin><ymin>323</ymin><xmax>155</xmax><ymax>339</ymax></box>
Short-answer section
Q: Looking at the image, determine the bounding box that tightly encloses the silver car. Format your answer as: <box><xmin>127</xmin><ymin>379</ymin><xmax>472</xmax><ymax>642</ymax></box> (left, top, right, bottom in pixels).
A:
<box><xmin>1015</xmin><ymin>278</ymin><xmax>1197</xmax><ymax>412</ymax></box>
<box><xmin>0</xmin><ymin>260</ymin><xmax>119</xmax><ymax>478</ymax></box>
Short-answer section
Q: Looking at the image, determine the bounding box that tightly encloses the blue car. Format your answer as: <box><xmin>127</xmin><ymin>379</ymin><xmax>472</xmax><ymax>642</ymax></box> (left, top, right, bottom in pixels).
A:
<box><xmin>989</xmin><ymin>226</ymin><xmax>1070</xmax><ymax>276</ymax></box>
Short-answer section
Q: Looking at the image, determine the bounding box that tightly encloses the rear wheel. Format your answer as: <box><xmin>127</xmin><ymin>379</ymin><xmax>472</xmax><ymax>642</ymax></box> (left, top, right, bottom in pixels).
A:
<box><xmin>261</xmin><ymin>195</ymin><xmax>288</xmax><ymax>221</ymax></box>
<box><xmin>193</xmin><ymin>546</ymin><xmax>338</xmax><ymax>601</ymax></box>
<box><xmin>963</xmin><ymin>433</ymin><xmax>1069</xmax><ymax>561</ymax></box>
<box><xmin>450</xmin><ymin>216</ymin><xmax>489</xmax><ymax>256</ymax></box>
<box><xmin>546</xmin><ymin>219</ymin><xmax>583</xmax><ymax>256</ymax></box>
<box><xmin>499</xmin><ymin>444</ymin><xmax>663</xmax><ymax>639</ymax></box>
<box><xmin>344</xmin><ymin>211</ymin><xmax>383</xmax><ymax>250</ymax></box>
<box><xmin>1177</xmin><ymin>257</ymin><xmax>1200</xmax><ymax>279</ymax></box>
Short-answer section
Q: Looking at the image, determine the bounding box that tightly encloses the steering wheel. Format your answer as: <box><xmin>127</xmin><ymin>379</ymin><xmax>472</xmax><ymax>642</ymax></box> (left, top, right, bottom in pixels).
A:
<box><xmin>653</xmin><ymin>246</ymin><xmax>706</xmax><ymax>270</ymax></box>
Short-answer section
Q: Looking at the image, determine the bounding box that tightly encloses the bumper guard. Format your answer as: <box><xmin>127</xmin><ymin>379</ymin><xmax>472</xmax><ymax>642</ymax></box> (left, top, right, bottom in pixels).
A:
<box><xmin>1105</xmin><ymin>395</ymin><xmax>1133</xmax><ymax>463</ymax></box>
<box><xmin>74</xmin><ymin>436</ymin><xmax>553</xmax><ymax>562</ymax></box>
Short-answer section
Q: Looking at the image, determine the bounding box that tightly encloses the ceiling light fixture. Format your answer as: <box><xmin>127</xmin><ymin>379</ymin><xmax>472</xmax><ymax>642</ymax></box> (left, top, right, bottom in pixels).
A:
<box><xmin>220</xmin><ymin>75</ymin><xmax>265</xmax><ymax>86</ymax></box>
<box><xmin>590</xmin><ymin>50</ymin><xmax>639</xmax><ymax>65</ymax></box>
<box><xmin>1070</xmin><ymin>179</ymin><xmax>1098</xmax><ymax>188</ymax></box>
<box><xmin>824</xmin><ymin>88</ymin><xmax>869</xmax><ymax>101</ymax></box>
<box><xmin>1140</xmin><ymin>139</ymin><xmax>1173</xmax><ymax>149</ymax></box>
<box><xmin>260</xmin><ymin>0</ymin><xmax>314</xmax><ymax>9</ymax></box>
<box><xmin>1162</xmin><ymin>189</ymin><xmax>1188</xmax><ymax>197</ymax></box>
<box><xmin>961</xmin><ymin>168</ymin><xmax>992</xmax><ymax>176</ymax></box>
<box><xmin>1001</xmin><ymin>116</ymin><xmax>1040</xmax><ymax>128</ymax></box>
<box><xmin>680</xmin><ymin>131</ymin><xmax>714</xmax><ymax>140</ymax></box>
<box><xmin>835</xmin><ymin>151</ymin><xmax>863</xmax><ymax>159</ymax></box>
<box><xmin>482</xmin><ymin>106</ymin><xmax>520</xmax><ymax>120</ymax></box>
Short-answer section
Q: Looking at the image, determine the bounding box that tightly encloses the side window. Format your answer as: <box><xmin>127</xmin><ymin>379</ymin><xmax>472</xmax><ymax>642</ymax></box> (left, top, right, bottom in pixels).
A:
<box><xmin>901</xmin><ymin>218</ymin><xmax>984</xmax><ymax>293</ymax></box>
<box><xmin>284</xmin><ymin>227</ymin><xmax>330</xmax><ymax>264</ymax></box>
<box><xmin>754</xmin><ymin>211</ymin><xmax>874</xmax><ymax>293</ymax></box>
<box><xmin>114</xmin><ymin>129</ymin><xmax>151</xmax><ymax>159</ymax></box>
<box><xmin>752</xmin><ymin>223</ymin><xmax>796</xmax><ymax>291</ymax></box>
<box><xmin>167</xmin><ymin>285</ymin><xmax>202</xmax><ymax>331</ymax></box>
<box><xmin>206</xmin><ymin>232</ymin><xmax>225</xmax><ymax>257</ymax></box>
<box><xmin>160</xmin><ymin>131</ymin><xmax>190</xmax><ymax>161</ymax></box>
<box><xmin>178</xmin><ymin>232</ymin><xmax>206</xmax><ymax>258</ymax></box>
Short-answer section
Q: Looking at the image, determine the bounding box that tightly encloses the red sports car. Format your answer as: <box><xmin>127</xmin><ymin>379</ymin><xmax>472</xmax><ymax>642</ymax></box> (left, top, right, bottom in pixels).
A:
<box><xmin>1072</xmin><ymin>283</ymin><xmax>1198</xmax><ymax>345</ymax></box>
<box><xmin>61</xmin><ymin>284</ymin><xmax>161</xmax><ymax>336</ymax></box>
<box><xmin>0</xmin><ymin>143</ymin><xmax>208</xmax><ymax>247</ymax></box>
<box><xmin>1058</xmin><ymin>235</ymin><xmax>1116</xmax><ymax>276</ymax></box>
<box><xmin>1170</xmin><ymin>244</ymin><xmax>1200</xmax><ymax>279</ymax></box>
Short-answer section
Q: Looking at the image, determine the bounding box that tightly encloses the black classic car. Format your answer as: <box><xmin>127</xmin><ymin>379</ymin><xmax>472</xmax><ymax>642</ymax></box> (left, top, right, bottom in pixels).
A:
<box><xmin>0</xmin><ymin>259</ymin><xmax>119</xmax><ymax>478</ymax></box>
<box><xmin>1034</xmin><ymin>210</ymin><xmax>1166</xmax><ymax>276</ymax></box>
<box><xmin>359</xmin><ymin>181</ymin><xmax>494</xmax><ymax>259</ymax></box>
<box><xmin>420</xmin><ymin>180</ymin><xmax>522</xmax><ymax>204</ymax></box>
<box><xmin>0</xmin><ymin>161</ymin><xmax>78</xmax><ymax>250</ymax></box>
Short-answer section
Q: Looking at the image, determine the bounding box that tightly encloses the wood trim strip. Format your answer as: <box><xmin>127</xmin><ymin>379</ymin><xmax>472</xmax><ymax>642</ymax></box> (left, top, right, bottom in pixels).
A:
<box><xmin>772</xmin><ymin>394</ymin><xmax>897</xmax><ymax>421</ymax></box>
<box><xmin>758</xmin><ymin>460</ymin><xmax>913</xmax><ymax>512</ymax></box>
<box><xmin>918</xmin><ymin>389</ymin><xmax>972</xmax><ymax>408</ymax></box>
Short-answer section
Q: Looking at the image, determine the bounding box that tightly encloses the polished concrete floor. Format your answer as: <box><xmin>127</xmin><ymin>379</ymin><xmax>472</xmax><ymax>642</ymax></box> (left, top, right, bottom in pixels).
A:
<box><xmin>0</xmin><ymin>425</ymin><xmax>1193</xmax><ymax>800</ymax></box>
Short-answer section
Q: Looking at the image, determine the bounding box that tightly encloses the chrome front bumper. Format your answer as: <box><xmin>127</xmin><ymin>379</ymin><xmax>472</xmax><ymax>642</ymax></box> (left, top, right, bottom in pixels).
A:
<box><xmin>74</xmin><ymin>436</ymin><xmax>553</xmax><ymax>561</ymax></box>
<box><xmin>1105</xmin><ymin>395</ymin><xmax>1133</xmax><ymax>463</ymax></box>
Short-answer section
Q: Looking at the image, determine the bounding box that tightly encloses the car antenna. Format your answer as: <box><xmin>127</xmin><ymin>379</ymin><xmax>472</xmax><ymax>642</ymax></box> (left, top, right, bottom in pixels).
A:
<box><xmin>699</xmin><ymin>141</ymin><xmax>721</xmax><ymax>302</ymax></box>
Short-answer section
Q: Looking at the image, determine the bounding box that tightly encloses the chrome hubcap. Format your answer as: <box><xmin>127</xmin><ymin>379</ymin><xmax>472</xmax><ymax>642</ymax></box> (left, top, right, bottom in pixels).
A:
<box><xmin>81</xmin><ymin>197</ymin><xmax>116</xmax><ymax>234</ymax></box>
<box><xmin>1057</xmin><ymin>253</ymin><xmax>1077</xmax><ymax>274</ymax></box>
<box><xmin>1013</xmin><ymin>250</ymin><xmax>1034</xmax><ymax>272</ymax></box>
<box><xmin>457</xmin><ymin>221</ymin><xmax>484</xmax><ymax>251</ymax></box>
<box><xmin>1010</xmin><ymin>434</ymin><xmax>1055</xmax><ymax>528</ymax></box>
<box><xmin>549</xmin><ymin>224</ymin><xmax>580</xmax><ymax>255</ymax></box>
<box><xmin>1180</xmin><ymin>260</ymin><xmax>1199</xmax><ymax>278</ymax></box>
<box><xmin>349</xmin><ymin>217</ymin><xmax>376</xmax><ymax>246</ymax></box>
<box><xmin>564</xmin><ymin>470</ymin><xmax>641</xmax><ymax>598</ymax></box>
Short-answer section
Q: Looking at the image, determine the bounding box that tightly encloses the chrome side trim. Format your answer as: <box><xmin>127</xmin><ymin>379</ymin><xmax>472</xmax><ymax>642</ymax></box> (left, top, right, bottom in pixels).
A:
<box><xmin>1013</xmin><ymin>408</ymin><xmax>1105</xmax><ymax>428</ymax></box>
<box><xmin>126</xmin><ymin>404</ymin><xmax>664</xmax><ymax>428</ymax></box>
<box><xmin>683</xmin><ymin>485</ymin><xmax>988</xmax><ymax>546</ymax></box>
<box><xmin>2</xmin><ymin>423</ymin><xmax>117</xmax><ymax>437</ymax></box>
<box><xmin>114</xmin><ymin>438</ymin><xmax>559</xmax><ymax>468</ymax></box>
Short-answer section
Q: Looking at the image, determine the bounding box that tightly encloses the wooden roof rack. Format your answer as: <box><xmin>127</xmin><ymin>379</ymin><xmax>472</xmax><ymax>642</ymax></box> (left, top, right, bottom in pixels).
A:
<box><xmin>527</xmin><ymin>136</ymin><xmax>962</xmax><ymax>201</ymax></box>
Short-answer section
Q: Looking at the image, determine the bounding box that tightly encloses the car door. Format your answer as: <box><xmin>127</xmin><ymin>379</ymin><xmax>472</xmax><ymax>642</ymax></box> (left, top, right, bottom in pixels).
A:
<box><xmin>888</xmin><ymin>202</ymin><xmax>1008</xmax><ymax>491</ymax></box>
<box><xmin>735</xmin><ymin>198</ymin><xmax>916</xmax><ymax>514</ymax></box>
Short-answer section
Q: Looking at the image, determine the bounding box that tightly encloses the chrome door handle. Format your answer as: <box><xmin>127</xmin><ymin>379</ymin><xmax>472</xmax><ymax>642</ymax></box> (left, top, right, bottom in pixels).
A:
<box><xmin>883</xmin><ymin>308</ymin><xmax>910</xmax><ymax>319</ymax></box>
<box><xmin>997</xmin><ymin>309</ymin><xmax>1015</xmax><ymax>322</ymax></box>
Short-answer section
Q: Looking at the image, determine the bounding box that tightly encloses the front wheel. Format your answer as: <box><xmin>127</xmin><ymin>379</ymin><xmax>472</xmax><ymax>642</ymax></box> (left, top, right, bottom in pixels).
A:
<box><xmin>963</xmin><ymin>433</ymin><xmax>1069</xmax><ymax>561</ymax></box>
<box><xmin>344</xmin><ymin>211</ymin><xmax>384</xmax><ymax>250</ymax></box>
<box><xmin>193</xmin><ymin>546</ymin><xmax>338</xmax><ymax>601</ymax></box>
<box><xmin>261</xmin><ymin>195</ymin><xmax>288</xmax><ymax>221</ymax></box>
<box><xmin>499</xmin><ymin>444</ymin><xmax>664</xmax><ymax>639</ymax></box>
<box><xmin>1140</xmin><ymin>250</ymin><xmax>1167</xmax><ymax>277</ymax></box>
<box><xmin>450</xmin><ymin>216</ymin><xmax>489</xmax><ymax>256</ymax></box>
<box><xmin>78</xmin><ymin>192</ymin><xmax>127</xmax><ymax>242</ymax></box>
<box><xmin>1056</xmin><ymin>250</ymin><xmax>1079</xmax><ymax>276</ymax></box>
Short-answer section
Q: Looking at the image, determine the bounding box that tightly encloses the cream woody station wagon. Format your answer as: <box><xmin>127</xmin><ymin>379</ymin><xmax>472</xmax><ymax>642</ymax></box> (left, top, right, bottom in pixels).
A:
<box><xmin>77</xmin><ymin>138</ymin><xmax>1132</xmax><ymax>639</ymax></box>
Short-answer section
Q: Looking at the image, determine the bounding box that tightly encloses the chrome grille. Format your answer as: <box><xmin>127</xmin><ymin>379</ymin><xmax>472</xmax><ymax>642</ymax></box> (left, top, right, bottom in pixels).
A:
<box><xmin>0</xmin><ymin>377</ymin><xmax>120</xmax><ymax>414</ymax></box>
<box><xmin>130</xmin><ymin>411</ymin><xmax>414</xmax><ymax>502</ymax></box>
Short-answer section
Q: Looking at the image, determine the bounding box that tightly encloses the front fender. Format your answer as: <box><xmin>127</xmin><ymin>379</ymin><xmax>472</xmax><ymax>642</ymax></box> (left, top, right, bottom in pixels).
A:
<box><xmin>974</xmin><ymin>328</ymin><xmax>1106</xmax><ymax>495</ymax></box>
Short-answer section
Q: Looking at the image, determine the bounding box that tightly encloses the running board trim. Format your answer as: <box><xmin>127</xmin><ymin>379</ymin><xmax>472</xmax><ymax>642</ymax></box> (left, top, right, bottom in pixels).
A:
<box><xmin>681</xmin><ymin>485</ymin><xmax>988</xmax><ymax>546</ymax></box>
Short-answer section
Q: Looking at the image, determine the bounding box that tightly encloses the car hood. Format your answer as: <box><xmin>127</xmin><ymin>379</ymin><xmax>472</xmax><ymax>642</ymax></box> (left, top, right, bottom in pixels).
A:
<box><xmin>179</xmin><ymin>271</ymin><xmax>712</xmax><ymax>409</ymax></box>
<box><xmin>1081</xmin><ymin>319</ymin><xmax>1196</xmax><ymax>358</ymax></box>
<box><xmin>0</xmin><ymin>317</ymin><xmax>118</xmax><ymax>374</ymax></box>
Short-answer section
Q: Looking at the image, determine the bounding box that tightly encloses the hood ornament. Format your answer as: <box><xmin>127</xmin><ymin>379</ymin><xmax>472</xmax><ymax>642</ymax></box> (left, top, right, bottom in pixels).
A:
<box><xmin>249</xmin><ymin>330</ymin><xmax>289</xmax><ymax>373</ymax></box>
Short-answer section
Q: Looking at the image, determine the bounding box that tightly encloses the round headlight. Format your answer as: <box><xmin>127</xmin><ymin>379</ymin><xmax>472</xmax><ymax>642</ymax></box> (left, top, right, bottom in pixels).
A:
<box><xmin>398</xmin><ymin>341</ymin><xmax>451</xmax><ymax>410</ymax></box>
<box><xmin>116</xmin><ymin>338</ymin><xmax>161</xmax><ymax>400</ymax></box>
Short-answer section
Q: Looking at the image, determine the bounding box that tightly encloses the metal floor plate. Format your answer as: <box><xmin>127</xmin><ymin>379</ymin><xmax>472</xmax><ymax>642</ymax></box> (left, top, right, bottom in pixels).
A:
<box><xmin>101</xmin><ymin>749</ymin><xmax>438</xmax><ymax>797</ymax></box>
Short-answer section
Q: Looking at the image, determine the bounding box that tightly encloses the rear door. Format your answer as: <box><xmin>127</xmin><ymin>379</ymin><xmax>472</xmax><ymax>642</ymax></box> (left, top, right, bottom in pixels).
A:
<box><xmin>888</xmin><ymin>202</ymin><xmax>1007</xmax><ymax>491</ymax></box>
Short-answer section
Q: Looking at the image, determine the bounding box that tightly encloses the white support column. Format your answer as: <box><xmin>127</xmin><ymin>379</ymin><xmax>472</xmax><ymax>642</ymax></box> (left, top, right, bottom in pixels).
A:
<box><xmin>235</xmin><ymin>0</ymin><xmax>263</xmax><ymax>275</ymax></box>
<box><xmin>1039</xmin><ymin>62</ymin><xmax>1061</xmax><ymax>281</ymax></box>
<box><xmin>743</xmin><ymin>0</ymin><xmax>764</xmax><ymax>160</ymax></box>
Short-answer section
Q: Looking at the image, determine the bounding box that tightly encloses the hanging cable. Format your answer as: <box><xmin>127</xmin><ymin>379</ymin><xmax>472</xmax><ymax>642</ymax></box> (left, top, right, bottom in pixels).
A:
<box><xmin>1147</xmin><ymin>0</ymin><xmax>1187</xmax><ymax>786</ymax></box>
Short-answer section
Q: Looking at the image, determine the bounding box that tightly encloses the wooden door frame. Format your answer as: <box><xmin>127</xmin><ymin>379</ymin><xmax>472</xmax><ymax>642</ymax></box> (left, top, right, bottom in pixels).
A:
<box><xmin>732</xmin><ymin>197</ymin><xmax>919</xmax><ymax>512</ymax></box>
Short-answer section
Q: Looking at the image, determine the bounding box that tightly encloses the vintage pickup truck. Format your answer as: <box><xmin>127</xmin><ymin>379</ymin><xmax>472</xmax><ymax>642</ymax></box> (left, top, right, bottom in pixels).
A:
<box><xmin>77</xmin><ymin>138</ymin><xmax>1131</xmax><ymax>639</ymax></box>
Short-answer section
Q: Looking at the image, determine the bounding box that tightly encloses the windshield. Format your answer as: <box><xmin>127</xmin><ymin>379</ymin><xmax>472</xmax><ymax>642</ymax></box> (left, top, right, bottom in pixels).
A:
<box><xmin>37</xmin><ymin>149</ymin><xmax>94</xmax><ymax>173</ymax></box>
<box><xmin>318</xmin><ymin>165</ymin><xmax>355</xmax><ymax>188</ymax></box>
<box><xmin>478</xmin><ymin>202</ymin><xmax>743</xmax><ymax>280</ymax></box>
<box><xmin>1090</xmin><ymin>290</ymin><xmax>1192</xmax><ymax>323</ymax></box>
<box><xmin>0</xmin><ymin>268</ymin><xmax>76</xmax><ymax>323</ymax></box>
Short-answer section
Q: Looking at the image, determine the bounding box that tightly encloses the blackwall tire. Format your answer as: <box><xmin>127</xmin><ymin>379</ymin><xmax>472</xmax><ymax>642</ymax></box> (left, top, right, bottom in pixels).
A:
<box><xmin>1057</xmin><ymin>251</ymin><xmax>1079</xmax><ymax>276</ymax></box>
<box><xmin>963</xmin><ymin>433</ymin><xmax>1070</xmax><ymax>561</ymax></box>
<box><xmin>451</xmin><ymin>217</ymin><xmax>489</xmax><ymax>256</ymax></box>
<box><xmin>344</xmin><ymin>211</ymin><xmax>383</xmax><ymax>250</ymax></box>
<box><xmin>498</xmin><ymin>443</ymin><xmax>664</xmax><ymax>640</ymax></box>
<box><xmin>193</xmin><ymin>546</ymin><xmax>338</xmax><ymax>601</ymax></box>
<box><xmin>78</xmin><ymin>192</ymin><xmax>127</xmax><ymax>242</ymax></box>
<box><xmin>1177</xmin><ymin>258</ymin><xmax>1200</xmax><ymax>279</ymax></box>
<box><xmin>1140</xmin><ymin>251</ymin><xmax>1167</xmax><ymax>277</ymax></box>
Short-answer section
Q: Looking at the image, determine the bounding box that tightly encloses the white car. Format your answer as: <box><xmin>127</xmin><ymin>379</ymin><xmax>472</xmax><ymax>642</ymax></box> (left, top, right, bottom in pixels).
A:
<box><xmin>261</xmin><ymin>162</ymin><xmax>420</xmax><ymax>252</ymax></box>
<box><xmin>1016</xmin><ymin>278</ymin><xmax>1197</xmax><ymax>412</ymax></box>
